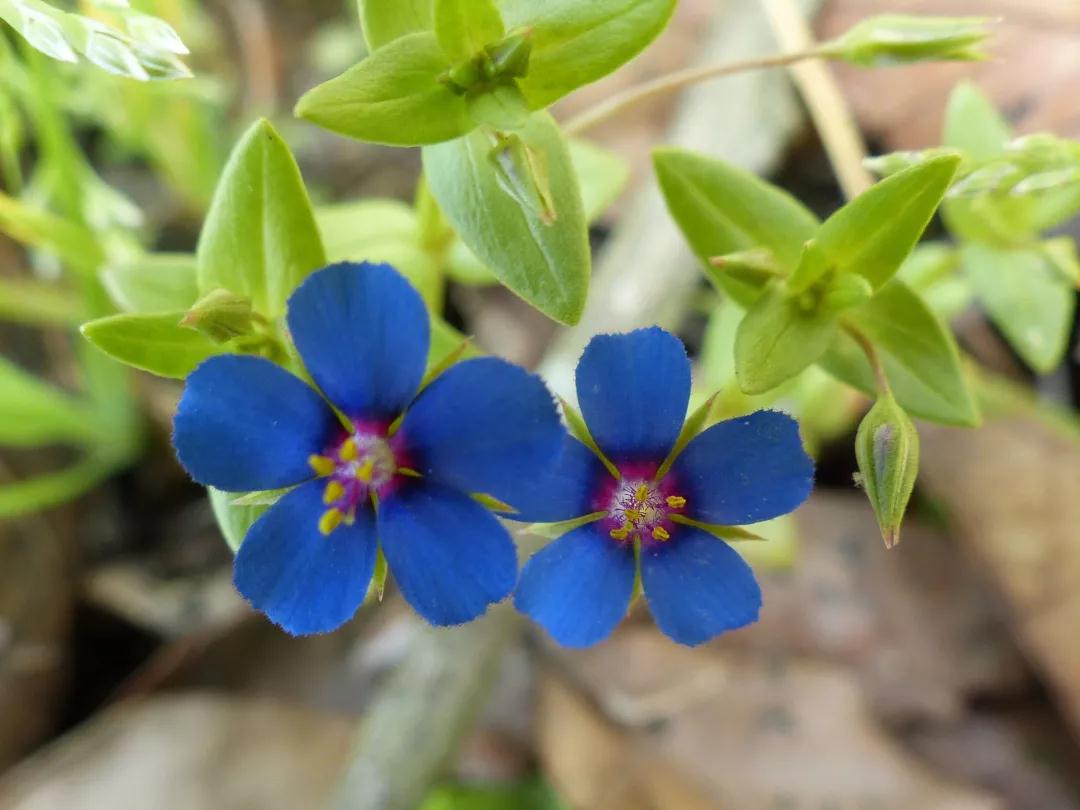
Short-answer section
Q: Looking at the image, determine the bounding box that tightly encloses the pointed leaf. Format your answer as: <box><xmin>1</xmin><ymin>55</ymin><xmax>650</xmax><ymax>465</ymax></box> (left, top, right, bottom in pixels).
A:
<box><xmin>501</xmin><ymin>0</ymin><xmax>677</xmax><ymax>109</ymax></box>
<box><xmin>813</xmin><ymin>154</ymin><xmax>961</xmax><ymax>289</ymax></box>
<box><xmin>81</xmin><ymin>311</ymin><xmax>225</xmax><ymax>378</ymax></box>
<box><xmin>197</xmin><ymin>120</ymin><xmax>325</xmax><ymax>317</ymax></box>
<box><xmin>295</xmin><ymin>32</ymin><xmax>471</xmax><ymax>147</ymax></box>
<box><xmin>102</xmin><ymin>253</ymin><xmax>198</xmax><ymax>313</ymax></box>
<box><xmin>359</xmin><ymin>0</ymin><xmax>433</xmax><ymax>50</ymax></box>
<box><xmin>942</xmin><ymin>81</ymin><xmax>1011</xmax><ymax>160</ymax></box>
<box><xmin>434</xmin><ymin>0</ymin><xmax>504</xmax><ymax>62</ymax></box>
<box><xmin>960</xmin><ymin>241</ymin><xmax>1076</xmax><ymax>373</ymax></box>
<box><xmin>821</xmin><ymin>280</ymin><xmax>979</xmax><ymax>426</ymax></box>
<box><xmin>423</xmin><ymin>111</ymin><xmax>589</xmax><ymax>324</ymax></box>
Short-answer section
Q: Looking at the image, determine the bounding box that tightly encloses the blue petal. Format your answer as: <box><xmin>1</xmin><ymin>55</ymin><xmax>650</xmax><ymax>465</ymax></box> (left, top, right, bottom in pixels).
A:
<box><xmin>576</xmin><ymin>328</ymin><xmax>691</xmax><ymax>463</ymax></box>
<box><xmin>233</xmin><ymin>480</ymin><xmax>377</xmax><ymax>636</ymax></box>
<box><xmin>497</xmin><ymin>436</ymin><xmax>604</xmax><ymax>523</ymax></box>
<box><xmin>377</xmin><ymin>481</ymin><xmax>517</xmax><ymax>626</ymax></box>
<box><xmin>641</xmin><ymin>526</ymin><xmax>761</xmax><ymax>646</ymax></box>
<box><xmin>286</xmin><ymin>262</ymin><xmax>429</xmax><ymax>422</ymax></box>
<box><xmin>398</xmin><ymin>357</ymin><xmax>564</xmax><ymax>506</ymax></box>
<box><xmin>173</xmin><ymin>355</ymin><xmax>336</xmax><ymax>492</ymax></box>
<box><xmin>514</xmin><ymin>523</ymin><xmax>635</xmax><ymax>647</ymax></box>
<box><xmin>671</xmin><ymin>410</ymin><xmax>814</xmax><ymax>525</ymax></box>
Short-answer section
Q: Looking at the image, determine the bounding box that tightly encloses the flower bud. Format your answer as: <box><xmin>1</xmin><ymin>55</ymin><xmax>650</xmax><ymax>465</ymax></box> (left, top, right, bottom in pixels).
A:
<box><xmin>822</xmin><ymin>15</ymin><xmax>993</xmax><ymax>68</ymax></box>
<box><xmin>854</xmin><ymin>393</ymin><xmax>920</xmax><ymax>548</ymax></box>
<box><xmin>484</xmin><ymin>28</ymin><xmax>533</xmax><ymax>80</ymax></box>
<box><xmin>487</xmin><ymin>132</ymin><xmax>557</xmax><ymax>225</ymax></box>
<box><xmin>708</xmin><ymin>248</ymin><xmax>783</xmax><ymax>289</ymax></box>
<box><xmin>820</xmin><ymin>273</ymin><xmax>873</xmax><ymax>314</ymax></box>
<box><xmin>181</xmin><ymin>289</ymin><xmax>254</xmax><ymax>343</ymax></box>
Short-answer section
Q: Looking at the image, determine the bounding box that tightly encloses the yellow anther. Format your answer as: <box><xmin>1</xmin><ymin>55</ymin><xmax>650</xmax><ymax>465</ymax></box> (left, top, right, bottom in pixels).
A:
<box><xmin>319</xmin><ymin>508</ymin><xmax>344</xmax><ymax>535</ymax></box>
<box><xmin>323</xmin><ymin>480</ymin><xmax>344</xmax><ymax>505</ymax></box>
<box><xmin>339</xmin><ymin>438</ymin><xmax>358</xmax><ymax>461</ymax></box>
<box><xmin>634</xmin><ymin>484</ymin><xmax>649</xmax><ymax>503</ymax></box>
<box><xmin>665</xmin><ymin>495</ymin><xmax>687</xmax><ymax>510</ymax></box>
<box><xmin>623</xmin><ymin>508</ymin><xmax>642</xmax><ymax>522</ymax></box>
<box><xmin>609</xmin><ymin>525</ymin><xmax>630</xmax><ymax>541</ymax></box>
<box><xmin>652</xmin><ymin>526</ymin><xmax>671</xmax><ymax>542</ymax></box>
<box><xmin>309</xmin><ymin>454</ymin><xmax>336</xmax><ymax>477</ymax></box>
<box><xmin>355</xmin><ymin>456</ymin><xmax>375</xmax><ymax>483</ymax></box>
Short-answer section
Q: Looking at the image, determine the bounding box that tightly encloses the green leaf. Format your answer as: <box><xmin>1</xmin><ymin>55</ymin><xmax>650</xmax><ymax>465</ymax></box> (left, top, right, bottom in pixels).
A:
<box><xmin>811</xmin><ymin>154</ymin><xmax>961</xmax><ymax>289</ymax></box>
<box><xmin>0</xmin><ymin>190</ymin><xmax>104</xmax><ymax>273</ymax></box>
<box><xmin>423</xmin><ymin>111</ymin><xmax>589</xmax><ymax>324</ymax></box>
<box><xmin>102</xmin><ymin>253</ymin><xmax>198</xmax><ymax>313</ymax></box>
<box><xmin>735</xmin><ymin>285</ymin><xmax>838</xmax><ymax>395</ymax></box>
<box><xmin>0</xmin><ymin>355</ymin><xmax>97</xmax><ymax>447</ymax></box>
<box><xmin>942</xmin><ymin>81</ymin><xmax>1010</xmax><ymax>160</ymax></box>
<box><xmin>434</xmin><ymin>0</ymin><xmax>503</xmax><ymax>62</ymax></box>
<box><xmin>653</xmin><ymin>147</ymin><xmax>818</xmax><ymax>304</ymax></box>
<box><xmin>316</xmin><ymin>200</ymin><xmax>443</xmax><ymax>308</ymax></box>
<box><xmin>569</xmin><ymin>137</ymin><xmax>629</xmax><ymax>223</ymax></box>
<box><xmin>528</xmin><ymin>512</ymin><xmax>605</xmax><ymax>539</ymax></box>
<box><xmin>821</xmin><ymin>280</ymin><xmax>979</xmax><ymax>425</ymax></box>
<box><xmin>821</xmin><ymin>15</ymin><xmax>992</xmax><ymax>68</ymax></box>
<box><xmin>502</xmin><ymin>0</ymin><xmax>677</xmax><ymax>109</ymax></box>
<box><xmin>81</xmin><ymin>311</ymin><xmax>225</xmax><ymax>379</ymax></box>
<box><xmin>0</xmin><ymin>452</ymin><xmax>119</xmax><ymax>518</ymax></box>
<box><xmin>209</xmin><ymin>486</ymin><xmax>268</xmax><ymax>553</ymax></box>
<box><xmin>0</xmin><ymin>276</ymin><xmax>86</xmax><ymax>325</ymax></box>
<box><xmin>959</xmin><ymin>241</ymin><xmax>1076</xmax><ymax>373</ymax></box>
<box><xmin>295</xmin><ymin>32</ymin><xmax>472</xmax><ymax>147</ymax></box>
<box><xmin>198</xmin><ymin>119</ymin><xmax>325</xmax><ymax>317</ymax></box>
<box><xmin>359</xmin><ymin>0</ymin><xmax>433</xmax><ymax>50</ymax></box>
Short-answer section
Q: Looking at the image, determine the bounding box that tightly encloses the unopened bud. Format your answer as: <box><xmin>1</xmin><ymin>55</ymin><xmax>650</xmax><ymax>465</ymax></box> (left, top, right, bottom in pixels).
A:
<box><xmin>484</xmin><ymin>28</ymin><xmax>532</xmax><ymax>80</ymax></box>
<box><xmin>487</xmin><ymin>132</ymin><xmax>557</xmax><ymax>225</ymax></box>
<box><xmin>181</xmin><ymin>289</ymin><xmax>254</xmax><ymax>343</ymax></box>
<box><xmin>708</xmin><ymin>248</ymin><xmax>783</xmax><ymax>288</ymax></box>
<box><xmin>822</xmin><ymin>15</ymin><xmax>993</xmax><ymax>68</ymax></box>
<box><xmin>854</xmin><ymin>393</ymin><xmax>920</xmax><ymax>549</ymax></box>
<box><xmin>820</xmin><ymin>273</ymin><xmax>873</xmax><ymax>314</ymax></box>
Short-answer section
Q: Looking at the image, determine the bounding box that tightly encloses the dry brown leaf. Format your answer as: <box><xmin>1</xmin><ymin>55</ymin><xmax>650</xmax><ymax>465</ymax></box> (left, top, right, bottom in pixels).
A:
<box><xmin>546</xmin><ymin>631</ymin><xmax>1002</xmax><ymax>809</ymax></box>
<box><xmin>819</xmin><ymin>0</ymin><xmax>1080</xmax><ymax>148</ymax></box>
<box><xmin>0</xmin><ymin>694</ymin><xmax>352</xmax><ymax>810</ymax></box>
<box><xmin>919</xmin><ymin>416</ymin><xmax>1080</xmax><ymax>736</ymax></box>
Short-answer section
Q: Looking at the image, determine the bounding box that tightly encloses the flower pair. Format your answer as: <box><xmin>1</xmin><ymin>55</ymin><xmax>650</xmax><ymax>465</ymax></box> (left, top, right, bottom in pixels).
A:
<box><xmin>172</xmin><ymin>262</ymin><xmax>814</xmax><ymax>646</ymax></box>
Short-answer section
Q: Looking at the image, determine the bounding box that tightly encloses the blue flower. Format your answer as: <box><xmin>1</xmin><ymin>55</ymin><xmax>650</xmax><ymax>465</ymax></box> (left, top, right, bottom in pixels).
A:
<box><xmin>172</xmin><ymin>262</ymin><xmax>564</xmax><ymax>635</ymax></box>
<box><xmin>510</xmin><ymin>327</ymin><xmax>814</xmax><ymax>648</ymax></box>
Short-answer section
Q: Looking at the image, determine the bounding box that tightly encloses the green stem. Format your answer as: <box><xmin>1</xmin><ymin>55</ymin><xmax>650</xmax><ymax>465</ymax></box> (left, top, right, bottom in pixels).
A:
<box><xmin>562</xmin><ymin>46</ymin><xmax>826</xmax><ymax>136</ymax></box>
<box><xmin>843</xmin><ymin>322</ymin><xmax>891</xmax><ymax>397</ymax></box>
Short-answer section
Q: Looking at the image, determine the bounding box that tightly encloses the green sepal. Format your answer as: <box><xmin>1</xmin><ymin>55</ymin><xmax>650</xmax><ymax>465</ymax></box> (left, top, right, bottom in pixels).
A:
<box><xmin>528</xmin><ymin>511</ymin><xmax>606</xmax><ymax>540</ymax></box>
<box><xmin>670</xmin><ymin>515</ymin><xmax>769</xmax><ymax>542</ymax></box>
<box><xmin>209</xmin><ymin>487</ymin><xmax>268</xmax><ymax>553</ymax></box>
<box><xmin>820</xmin><ymin>14</ymin><xmax>993</xmax><ymax>68</ymax></box>
<box><xmin>371</xmin><ymin>548</ymin><xmax>389</xmax><ymax>601</ymax></box>
<box><xmin>558</xmin><ymin>396</ymin><xmax>619</xmax><ymax>480</ymax></box>
<box><xmin>655</xmin><ymin>392</ymin><xmax>717</xmax><ymax>480</ymax></box>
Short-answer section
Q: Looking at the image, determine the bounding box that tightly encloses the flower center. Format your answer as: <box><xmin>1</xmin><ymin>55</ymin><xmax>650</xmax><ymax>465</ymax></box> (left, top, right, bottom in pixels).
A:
<box><xmin>309</xmin><ymin>431</ymin><xmax>399</xmax><ymax>534</ymax></box>
<box><xmin>606</xmin><ymin>477</ymin><xmax>687</xmax><ymax>544</ymax></box>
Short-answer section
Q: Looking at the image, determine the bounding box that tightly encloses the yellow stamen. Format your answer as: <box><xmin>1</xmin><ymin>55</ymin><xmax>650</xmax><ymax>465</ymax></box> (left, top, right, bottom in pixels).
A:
<box><xmin>323</xmin><ymin>480</ymin><xmax>344</xmax><ymax>505</ymax></box>
<box><xmin>665</xmin><ymin>495</ymin><xmax>687</xmax><ymax>510</ymax></box>
<box><xmin>339</xmin><ymin>438</ymin><xmax>358</xmax><ymax>461</ymax></box>
<box><xmin>309</xmin><ymin>454</ymin><xmax>336</xmax><ymax>477</ymax></box>
<box><xmin>319</xmin><ymin>508</ymin><xmax>344</xmax><ymax>535</ymax></box>
<box><xmin>652</xmin><ymin>526</ymin><xmax>671</xmax><ymax>541</ymax></box>
<box><xmin>623</xmin><ymin>508</ymin><xmax>642</xmax><ymax>522</ymax></box>
<box><xmin>355</xmin><ymin>456</ymin><xmax>375</xmax><ymax>483</ymax></box>
<box><xmin>634</xmin><ymin>484</ymin><xmax>649</xmax><ymax>503</ymax></box>
<box><xmin>609</xmin><ymin>525</ymin><xmax>630</xmax><ymax>541</ymax></box>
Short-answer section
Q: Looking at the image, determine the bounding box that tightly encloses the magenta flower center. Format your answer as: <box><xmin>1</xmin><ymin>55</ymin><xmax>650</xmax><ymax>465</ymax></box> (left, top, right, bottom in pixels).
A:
<box><xmin>600</xmin><ymin>472</ymin><xmax>687</xmax><ymax>545</ymax></box>
<box><xmin>308</xmin><ymin>428</ymin><xmax>401</xmax><ymax>534</ymax></box>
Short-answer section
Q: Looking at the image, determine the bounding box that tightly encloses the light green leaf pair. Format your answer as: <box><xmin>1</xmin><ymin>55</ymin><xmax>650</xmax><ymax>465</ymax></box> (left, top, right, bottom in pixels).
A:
<box><xmin>424</xmin><ymin>112</ymin><xmax>589</xmax><ymax>324</ymax></box>
<box><xmin>656</xmin><ymin>146</ymin><xmax>975</xmax><ymax>423</ymax></box>
<box><xmin>84</xmin><ymin>119</ymin><xmax>324</xmax><ymax>379</ymax></box>
<box><xmin>313</xmin><ymin>0</ymin><xmax>675</xmax><ymax>146</ymax></box>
